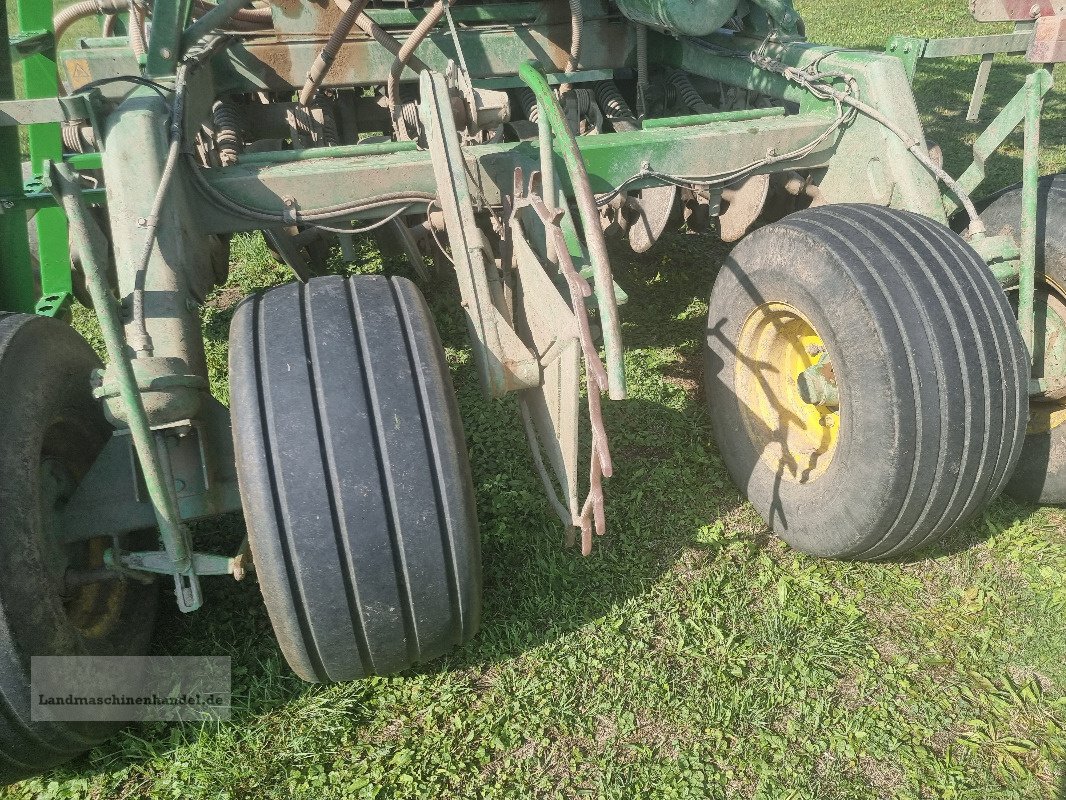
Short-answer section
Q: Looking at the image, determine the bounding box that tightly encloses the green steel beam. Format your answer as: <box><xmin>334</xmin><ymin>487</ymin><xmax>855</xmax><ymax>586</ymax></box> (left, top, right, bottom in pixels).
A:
<box><xmin>214</xmin><ymin>17</ymin><xmax>633</xmax><ymax>92</ymax></box>
<box><xmin>0</xmin><ymin>0</ymin><xmax>35</xmax><ymax>313</ymax></box>
<box><xmin>146</xmin><ymin>0</ymin><xmax>193</xmax><ymax>76</ymax></box>
<box><xmin>668</xmin><ymin>31</ymin><xmax>946</xmax><ymax>221</ymax></box>
<box><xmin>363</xmin><ymin>2</ymin><xmax>542</xmax><ymax>26</ymax></box>
<box><xmin>1018</xmin><ymin>70</ymin><xmax>1045</xmax><ymax>371</ymax></box>
<box><xmin>944</xmin><ymin>67</ymin><xmax>1054</xmax><ymax>217</ymax></box>
<box><xmin>17</xmin><ymin>0</ymin><xmax>72</xmax><ymax>315</ymax></box>
<box><xmin>197</xmin><ymin>111</ymin><xmax>840</xmax><ymax>234</ymax></box>
<box><xmin>8</xmin><ymin>28</ymin><xmax>50</xmax><ymax>63</ymax></box>
<box><xmin>642</xmin><ymin>106</ymin><xmax>785</xmax><ymax>130</ymax></box>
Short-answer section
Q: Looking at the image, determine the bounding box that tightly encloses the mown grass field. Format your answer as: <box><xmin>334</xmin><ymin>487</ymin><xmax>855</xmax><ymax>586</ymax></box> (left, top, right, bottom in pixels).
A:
<box><xmin>6</xmin><ymin>0</ymin><xmax>1066</xmax><ymax>798</ymax></box>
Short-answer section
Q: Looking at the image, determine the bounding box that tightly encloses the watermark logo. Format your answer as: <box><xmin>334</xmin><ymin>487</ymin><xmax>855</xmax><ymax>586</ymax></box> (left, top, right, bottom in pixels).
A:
<box><xmin>31</xmin><ymin>656</ymin><xmax>231</xmax><ymax>722</ymax></box>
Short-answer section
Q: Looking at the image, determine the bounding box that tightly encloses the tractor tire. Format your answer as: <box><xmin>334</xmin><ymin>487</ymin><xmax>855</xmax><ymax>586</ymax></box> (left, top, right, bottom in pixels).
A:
<box><xmin>979</xmin><ymin>173</ymin><xmax>1066</xmax><ymax>504</ymax></box>
<box><xmin>705</xmin><ymin>204</ymin><xmax>1029</xmax><ymax>560</ymax></box>
<box><xmin>228</xmin><ymin>275</ymin><xmax>481</xmax><ymax>683</ymax></box>
<box><xmin>0</xmin><ymin>313</ymin><xmax>158</xmax><ymax>783</ymax></box>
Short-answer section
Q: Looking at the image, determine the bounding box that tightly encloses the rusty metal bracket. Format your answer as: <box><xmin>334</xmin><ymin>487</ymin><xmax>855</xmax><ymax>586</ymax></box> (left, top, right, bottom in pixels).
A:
<box><xmin>511</xmin><ymin>166</ymin><xmax>614</xmax><ymax>554</ymax></box>
<box><xmin>419</xmin><ymin>69</ymin><xmax>540</xmax><ymax>398</ymax></box>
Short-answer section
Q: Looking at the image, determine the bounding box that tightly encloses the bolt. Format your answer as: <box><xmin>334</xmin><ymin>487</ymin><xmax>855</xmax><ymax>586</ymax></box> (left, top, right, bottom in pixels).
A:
<box><xmin>136</xmin><ymin>217</ymin><xmax>148</xmax><ymax>227</ymax></box>
<box><xmin>174</xmin><ymin>478</ymin><xmax>186</xmax><ymax>492</ymax></box>
<box><xmin>1030</xmin><ymin>3</ymin><xmax>1040</xmax><ymax>16</ymax></box>
<box><xmin>767</xmin><ymin>147</ymin><xmax>778</xmax><ymax>157</ymax></box>
<box><xmin>640</xmin><ymin>160</ymin><xmax>651</xmax><ymax>173</ymax></box>
<box><xmin>160</xmin><ymin>47</ymin><xmax>172</xmax><ymax>60</ymax></box>
<box><xmin>1</xmin><ymin>200</ymin><xmax>13</xmax><ymax>210</ymax></box>
<box><xmin>805</xmin><ymin>343</ymin><xmax>824</xmax><ymax>356</ymax></box>
<box><xmin>822</xmin><ymin>415</ymin><xmax>836</xmax><ymax>428</ymax></box>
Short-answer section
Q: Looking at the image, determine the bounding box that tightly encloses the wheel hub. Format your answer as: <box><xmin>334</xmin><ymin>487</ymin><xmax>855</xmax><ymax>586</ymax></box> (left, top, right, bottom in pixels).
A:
<box><xmin>734</xmin><ymin>302</ymin><xmax>841</xmax><ymax>484</ymax></box>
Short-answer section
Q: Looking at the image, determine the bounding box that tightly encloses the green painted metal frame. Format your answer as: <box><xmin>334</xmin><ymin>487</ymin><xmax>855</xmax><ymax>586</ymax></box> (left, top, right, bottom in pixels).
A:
<box><xmin>15</xmin><ymin>0</ymin><xmax>72</xmax><ymax>317</ymax></box>
<box><xmin>892</xmin><ymin>19</ymin><xmax>1059</xmax><ymax>388</ymax></box>
<box><xmin>0</xmin><ymin>0</ymin><xmax>1061</xmax><ymax>596</ymax></box>
<box><xmin>0</xmin><ymin>1</ymin><xmax>34</xmax><ymax>312</ymax></box>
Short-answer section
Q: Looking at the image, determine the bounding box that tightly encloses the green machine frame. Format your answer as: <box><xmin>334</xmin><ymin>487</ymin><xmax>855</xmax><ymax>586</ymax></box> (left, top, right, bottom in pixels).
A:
<box><xmin>0</xmin><ymin>0</ymin><xmax>1061</xmax><ymax>613</ymax></box>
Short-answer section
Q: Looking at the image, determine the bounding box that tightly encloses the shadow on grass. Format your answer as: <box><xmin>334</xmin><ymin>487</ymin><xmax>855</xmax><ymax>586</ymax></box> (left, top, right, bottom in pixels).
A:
<box><xmin>41</xmin><ymin>227</ymin><xmax>750</xmax><ymax>785</ymax></box>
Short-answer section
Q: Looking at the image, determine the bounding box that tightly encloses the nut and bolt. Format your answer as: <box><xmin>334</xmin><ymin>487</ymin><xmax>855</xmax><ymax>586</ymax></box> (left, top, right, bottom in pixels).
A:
<box><xmin>1</xmin><ymin>200</ymin><xmax>14</xmax><ymax>210</ymax></box>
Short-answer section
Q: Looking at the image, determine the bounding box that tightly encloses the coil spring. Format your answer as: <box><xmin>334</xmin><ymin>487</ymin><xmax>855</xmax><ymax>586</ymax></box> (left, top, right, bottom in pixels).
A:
<box><xmin>572</xmin><ymin>88</ymin><xmax>594</xmax><ymax>117</ymax></box>
<box><xmin>669</xmin><ymin>70</ymin><xmax>706</xmax><ymax>111</ymax></box>
<box><xmin>399</xmin><ymin>100</ymin><xmax>420</xmax><ymax>137</ymax></box>
<box><xmin>320</xmin><ymin>110</ymin><xmax>339</xmax><ymax>146</ymax></box>
<box><xmin>519</xmin><ymin>88</ymin><xmax>539</xmax><ymax>123</ymax></box>
<box><xmin>594</xmin><ymin>81</ymin><xmax>637</xmax><ymax>129</ymax></box>
<box><xmin>61</xmin><ymin>120</ymin><xmax>95</xmax><ymax>153</ymax></box>
<box><xmin>212</xmin><ymin>100</ymin><xmax>243</xmax><ymax>166</ymax></box>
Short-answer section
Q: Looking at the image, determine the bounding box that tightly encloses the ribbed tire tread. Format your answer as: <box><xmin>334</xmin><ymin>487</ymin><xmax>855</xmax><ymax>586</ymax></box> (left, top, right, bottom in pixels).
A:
<box><xmin>706</xmin><ymin>205</ymin><xmax>1029</xmax><ymax>559</ymax></box>
<box><xmin>229</xmin><ymin>275</ymin><xmax>480</xmax><ymax>682</ymax></box>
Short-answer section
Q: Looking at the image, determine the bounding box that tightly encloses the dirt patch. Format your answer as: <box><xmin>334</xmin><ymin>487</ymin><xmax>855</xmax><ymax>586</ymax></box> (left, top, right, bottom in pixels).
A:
<box><xmin>205</xmin><ymin>285</ymin><xmax>245</xmax><ymax>312</ymax></box>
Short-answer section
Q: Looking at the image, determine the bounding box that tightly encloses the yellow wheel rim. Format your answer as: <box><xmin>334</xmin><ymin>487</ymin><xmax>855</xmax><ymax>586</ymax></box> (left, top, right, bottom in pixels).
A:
<box><xmin>1029</xmin><ymin>403</ymin><xmax>1066</xmax><ymax>435</ymax></box>
<box><xmin>735</xmin><ymin>302</ymin><xmax>840</xmax><ymax>483</ymax></box>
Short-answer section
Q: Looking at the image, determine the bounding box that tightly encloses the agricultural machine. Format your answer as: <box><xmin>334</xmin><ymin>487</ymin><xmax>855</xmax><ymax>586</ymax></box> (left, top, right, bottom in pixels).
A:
<box><xmin>0</xmin><ymin>0</ymin><xmax>1062</xmax><ymax>779</ymax></box>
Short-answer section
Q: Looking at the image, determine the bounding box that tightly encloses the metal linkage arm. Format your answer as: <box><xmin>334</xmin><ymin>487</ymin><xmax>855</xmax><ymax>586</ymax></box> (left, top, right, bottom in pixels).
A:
<box><xmin>518</xmin><ymin>61</ymin><xmax>627</xmax><ymax>400</ymax></box>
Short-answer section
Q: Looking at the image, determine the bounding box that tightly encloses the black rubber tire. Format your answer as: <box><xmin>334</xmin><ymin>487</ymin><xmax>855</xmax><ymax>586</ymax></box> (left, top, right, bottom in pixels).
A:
<box><xmin>228</xmin><ymin>275</ymin><xmax>481</xmax><ymax>683</ymax></box>
<box><xmin>705</xmin><ymin>205</ymin><xmax>1029</xmax><ymax>559</ymax></box>
<box><xmin>980</xmin><ymin>173</ymin><xmax>1066</xmax><ymax>504</ymax></box>
<box><xmin>0</xmin><ymin>313</ymin><xmax>158</xmax><ymax>783</ymax></box>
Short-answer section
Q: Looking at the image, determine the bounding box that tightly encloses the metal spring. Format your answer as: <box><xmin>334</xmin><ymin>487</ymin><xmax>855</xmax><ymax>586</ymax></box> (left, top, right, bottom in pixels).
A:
<box><xmin>320</xmin><ymin>109</ymin><xmax>339</xmax><ymax>147</ymax></box>
<box><xmin>519</xmin><ymin>88</ymin><xmax>539</xmax><ymax>123</ymax></box>
<box><xmin>61</xmin><ymin>120</ymin><xmax>95</xmax><ymax>153</ymax></box>
<box><xmin>399</xmin><ymin>100</ymin><xmax>420</xmax><ymax>137</ymax></box>
<box><xmin>594</xmin><ymin>81</ymin><xmax>637</xmax><ymax>131</ymax></box>
<box><xmin>212</xmin><ymin>100</ymin><xmax>243</xmax><ymax>166</ymax></box>
<box><xmin>669</xmin><ymin>70</ymin><xmax>707</xmax><ymax>111</ymax></box>
<box><xmin>572</xmin><ymin>88</ymin><xmax>594</xmax><ymax>117</ymax></box>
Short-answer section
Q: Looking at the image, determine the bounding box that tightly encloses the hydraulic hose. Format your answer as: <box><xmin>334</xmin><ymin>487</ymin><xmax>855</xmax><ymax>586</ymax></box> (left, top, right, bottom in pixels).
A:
<box><xmin>566</xmin><ymin>0</ymin><xmax>583</xmax><ymax>72</ymax></box>
<box><xmin>299</xmin><ymin>0</ymin><xmax>370</xmax><ymax>106</ymax></box>
<box><xmin>58</xmin><ymin>0</ymin><xmax>272</xmax><ymax>51</ymax></box>
<box><xmin>128</xmin><ymin>2</ymin><xmax>146</xmax><ymax>59</ymax></box>
<box><xmin>388</xmin><ymin>0</ymin><xmax>446</xmax><ymax>131</ymax></box>
<box><xmin>560</xmin><ymin>0</ymin><xmax>583</xmax><ymax>93</ymax></box>
<box><xmin>353</xmin><ymin>9</ymin><xmax>428</xmax><ymax>72</ymax></box>
<box><xmin>192</xmin><ymin>0</ymin><xmax>272</xmax><ymax>24</ymax></box>
<box><xmin>53</xmin><ymin>0</ymin><xmax>129</xmax><ymax>44</ymax></box>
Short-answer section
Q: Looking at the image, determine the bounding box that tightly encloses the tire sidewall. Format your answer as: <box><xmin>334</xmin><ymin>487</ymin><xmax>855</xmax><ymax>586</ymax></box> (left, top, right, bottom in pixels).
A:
<box><xmin>706</xmin><ymin>225</ymin><xmax>909</xmax><ymax>557</ymax></box>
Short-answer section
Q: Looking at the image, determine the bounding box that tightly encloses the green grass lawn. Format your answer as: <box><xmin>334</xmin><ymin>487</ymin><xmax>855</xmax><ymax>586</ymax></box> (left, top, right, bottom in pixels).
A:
<box><xmin>7</xmin><ymin>1</ymin><xmax>1066</xmax><ymax>798</ymax></box>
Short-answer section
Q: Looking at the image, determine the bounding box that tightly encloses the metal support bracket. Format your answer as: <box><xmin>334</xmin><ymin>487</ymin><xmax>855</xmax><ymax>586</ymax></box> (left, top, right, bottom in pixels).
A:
<box><xmin>510</xmin><ymin>167</ymin><xmax>615</xmax><ymax>553</ymax></box>
<box><xmin>944</xmin><ymin>67</ymin><xmax>1054</xmax><ymax>218</ymax></box>
<box><xmin>419</xmin><ymin>68</ymin><xmax>541</xmax><ymax>398</ymax></box>
<box><xmin>49</xmin><ymin>161</ymin><xmax>205</xmax><ymax>612</ymax></box>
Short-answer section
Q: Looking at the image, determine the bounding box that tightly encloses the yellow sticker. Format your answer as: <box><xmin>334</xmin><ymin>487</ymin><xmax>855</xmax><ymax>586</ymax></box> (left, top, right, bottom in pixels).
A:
<box><xmin>65</xmin><ymin>58</ymin><xmax>92</xmax><ymax>90</ymax></box>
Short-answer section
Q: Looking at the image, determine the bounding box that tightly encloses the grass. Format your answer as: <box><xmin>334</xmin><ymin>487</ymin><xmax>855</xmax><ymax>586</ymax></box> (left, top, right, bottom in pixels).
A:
<box><xmin>6</xmin><ymin>1</ymin><xmax>1066</xmax><ymax>797</ymax></box>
